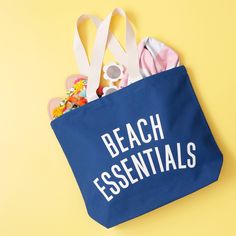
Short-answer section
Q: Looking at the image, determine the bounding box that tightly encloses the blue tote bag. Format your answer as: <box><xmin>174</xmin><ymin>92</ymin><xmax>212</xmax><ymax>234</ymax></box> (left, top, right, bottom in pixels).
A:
<box><xmin>51</xmin><ymin>8</ymin><xmax>223</xmax><ymax>228</ymax></box>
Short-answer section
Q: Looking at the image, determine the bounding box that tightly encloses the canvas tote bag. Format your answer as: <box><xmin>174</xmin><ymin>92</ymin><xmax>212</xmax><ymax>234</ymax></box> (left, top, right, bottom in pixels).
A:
<box><xmin>51</xmin><ymin>8</ymin><xmax>223</xmax><ymax>228</ymax></box>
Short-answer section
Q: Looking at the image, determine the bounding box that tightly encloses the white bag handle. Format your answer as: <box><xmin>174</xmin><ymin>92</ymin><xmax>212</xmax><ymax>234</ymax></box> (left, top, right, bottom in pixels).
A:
<box><xmin>73</xmin><ymin>14</ymin><xmax>127</xmax><ymax>76</ymax></box>
<box><xmin>87</xmin><ymin>8</ymin><xmax>142</xmax><ymax>102</ymax></box>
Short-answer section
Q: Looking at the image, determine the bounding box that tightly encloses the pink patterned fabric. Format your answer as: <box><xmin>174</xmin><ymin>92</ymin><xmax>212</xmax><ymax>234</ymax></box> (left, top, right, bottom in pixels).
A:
<box><xmin>119</xmin><ymin>37</ymin><xmax>180</xmax><ymax>88</ymax></box>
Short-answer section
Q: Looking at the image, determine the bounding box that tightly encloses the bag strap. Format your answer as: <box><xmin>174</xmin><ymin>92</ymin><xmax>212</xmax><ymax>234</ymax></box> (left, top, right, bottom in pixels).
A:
<box><xmin>86</xmin><ymin>8</ymin><xmax>142</xmax><ymax>102</ymax></box>
<box><xmin>73</xmin><ymin>14</ymin><xmax>127</xmax><ymax>76</ymax></box>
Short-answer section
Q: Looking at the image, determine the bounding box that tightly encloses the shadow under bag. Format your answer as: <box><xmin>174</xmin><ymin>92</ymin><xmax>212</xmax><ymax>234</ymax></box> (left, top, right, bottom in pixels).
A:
<box><xmin>51</xmin><ymin>8</ymin><xmax>223</xmax><ymax>228</ymax></box>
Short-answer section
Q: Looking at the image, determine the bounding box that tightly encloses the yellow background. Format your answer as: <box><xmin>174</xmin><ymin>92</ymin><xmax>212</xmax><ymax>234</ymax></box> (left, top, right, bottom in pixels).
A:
<box><xmin>0</xmin><ymin>0</ymin><xmax>235</xmax><ymax>235</ymax></box>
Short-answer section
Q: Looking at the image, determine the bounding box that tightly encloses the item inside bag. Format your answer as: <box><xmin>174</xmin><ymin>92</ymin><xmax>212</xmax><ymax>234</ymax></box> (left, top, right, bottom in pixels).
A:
<box><xmin>48</xmin><ymin>75</ymin><xmax>87</xmax><ymax>120</ymax></box>
<box><xmin>119</xmin><ymin>37</ymin><xmax>180</xmax><ymax>88</ymax></box>
<box><xmin>48</xmin><ymin>37</ymin><xmax>180</xmax><ymax>120</ymax></box>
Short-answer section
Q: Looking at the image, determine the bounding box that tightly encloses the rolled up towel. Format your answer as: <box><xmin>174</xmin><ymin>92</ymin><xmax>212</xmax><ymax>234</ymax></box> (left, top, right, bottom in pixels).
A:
<box><xmin>119</xmin><ymin>37</ymin><xmax>180</xmax><ymax>88</ymax></box>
